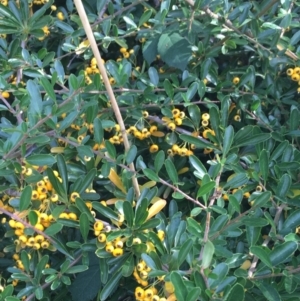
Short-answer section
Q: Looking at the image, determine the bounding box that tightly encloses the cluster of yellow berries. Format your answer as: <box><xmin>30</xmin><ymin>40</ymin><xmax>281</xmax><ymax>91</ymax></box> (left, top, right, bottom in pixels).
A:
<box><xmin>33</xmin><ymin>0</ymin><xmax>49</xmax><ymax>4</ymax></box>
<box><xmin>162</xmin><ymin>108</ymin><xmax>185</xmax><ymax>132</ymax></box>
<box><xmin>0</xmin><ymin>194</ymin><xmax>13</xmax><ymax>213</ymax></box>
<box><xmin>84</xmin><ymin>57</ymin><xmax>101</xmax><ymax>85</ymax></box>
<box><xmin>9</xmin><ymin>217</ymin><xmax>52</xmax><ymax>252</ymax></box>
<box><xmin>38</xmin><ymin>26</ymin><xmax>51</xmax><ymax>41</ymax></box>
<box><xmin>118</xmin><ymin>47</ymin><xmax>135</xmax><ymax>61</ymax></box>
<box><xmin>135</xmin><ymin>286</ymin><xmax>166</xmax><ymax>301</ymax></box>
<box><xmin>286</xmin><ymin>67</ymin><xmax>300</xmax><ymax>93</ymax></box>
<box><xmin>168</xmin><ymin>144</ymin><xmax>194</xmax><ymax>157</ymax></box>
<box><xmin>94</xmin><ymin>221</ymin><xmax>124</xmax><ymax>257</ymax></box>
<box><xmin>133</xmin><ymin>259</ymin><xmax>152</xmax><ymax>287</ymax></box>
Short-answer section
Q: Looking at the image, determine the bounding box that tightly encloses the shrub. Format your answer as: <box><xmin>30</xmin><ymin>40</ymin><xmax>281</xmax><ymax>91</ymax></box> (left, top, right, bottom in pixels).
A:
<box><xmin>1</xmin><ymin>0</ymin><xmax>300</xmax><ymax>301</ymax></box>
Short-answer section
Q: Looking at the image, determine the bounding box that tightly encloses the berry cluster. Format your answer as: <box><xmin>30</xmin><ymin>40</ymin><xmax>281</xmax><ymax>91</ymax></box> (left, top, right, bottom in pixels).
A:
<box><xmin>286</xmin><ymin>67</ymin><xmax>300</xmax><ymax>93</ymax></box>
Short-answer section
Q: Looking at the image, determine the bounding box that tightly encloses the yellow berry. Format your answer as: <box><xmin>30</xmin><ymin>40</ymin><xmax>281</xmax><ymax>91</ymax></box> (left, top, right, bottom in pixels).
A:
<box><xmin>94</xmin><ymin>221</ymin><xmax>104</xmax><ymax>231</ymax></box>
<box><xmin>232</xmin><ymin>77</ymin><xmax>240</xmax><ymax>84</ymax></box>
<box><xmin>112</xmin><ymin>248</ymin><xmax>124</xmax><ymax>257</ymax></box>
<box><xmin>292</xmin><ymin>73</ymin><xmax>300</xmax><ymax>81</ymax></box>
<box><xmin>172</xmin><ymin>109</ymin><xmax>180</xmax><ymax>118</ymax></box>
<box><xmin>51</xmin><ymin>5</ymin><xmax>57</xmax><ymax>10</ymax></box>
<box><xmin>174</xmin><ymin>117</ymin><xmax>182</xmax><ymax>126</ymax></box>
<box><xmin>202</xmin><ymin>113</ymin><xmax>210</xmax><ymax>121</ymax></box>
<box><xmin>234</xmin><ymin>115</ymin><xmax>241</xmax><ymax>122</ymax></box>
<box><xmin>149</xmin><ymin>144</ymin><xmax>159</xmax><ymax>153</ymax></box>
<box><xmin>57</xmin><ymin>12</ymin><xmax>64</xmax><ymax>20</ymax></box>
<box><xmin>240</xmin><ymin>259</ymin><xmax>251</xmax><ymax>270</ymax></box>
<box><xmin>120</xmin><ymin>47</ymin><xmax>127</xmax><ymax>53</ymax></box>
<box><xmin>286</xmin><ymin>68</ymin><xmax>294</xmax><ymax>76</ymax></box>
<box><xmin>70</xmin><ymin>192</ymin><xmax>80</xmax><ymax>202</ymax></box>
<box><xmin>167</xmin><ymin>122</ymin><xmax>176</xmax><ymax>131</ymax></box>
<box><xmin>98</xmin><ymin>233</ymin><xmax>106</xmax><ymax>243</ymax></box>
<box><xmin>1</xmin><ymin>91</ymin><xmax>10</xmax><ymax>98</ymax></box>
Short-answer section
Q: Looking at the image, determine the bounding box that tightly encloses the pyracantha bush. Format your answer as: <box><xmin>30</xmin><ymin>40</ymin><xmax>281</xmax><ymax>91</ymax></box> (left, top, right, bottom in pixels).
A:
<box><xmin>1</xmin><ymin>0</ymin><xmax>300</xmax><ymax>301</ymax></box>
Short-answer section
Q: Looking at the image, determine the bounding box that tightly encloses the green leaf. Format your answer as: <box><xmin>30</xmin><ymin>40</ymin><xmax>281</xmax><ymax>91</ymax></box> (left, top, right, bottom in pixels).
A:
<box><xmin>224</xmin><ymin>283</ymin><xmax>245</xmax><ymax>301</ymax></box>
<box><xmin>171</xmin><ymin>271</ymin><xmax>188</xmax><ymax>301</ymax></box>
<box><xmin>255</xmin><ymin>282</ymin><xmax>282</xmax><ymax>301</ymax></box>
<box><xmin>35</xmin><ymin>255</ymin><xmax>49</xmax><ymax>283</ymax></box>
<box><xmin>93</xmin><ymin>202</ymin><xmax>118</xmax><ymax>220</ymax></box>
<box><xmin>47</xmin><ymin>168</ymin><xmax>67</xmax><ymax>198</ymax></box>
<box><xmin>252</xmin><ymin>191</ymin><xmax>271</xmax><ymax>207</ymax></box>
<box><xmin>276</xmin><ymin>173</ymin><xmax>291</xmax><ymax>198</ymax></box>
<box><xmin>282</xmin><ymin>209</ymin><xmax>300</xmax><ymax>233</ymax></box>
<box><xmin>65</xmin><ymin>265</ymin><xmax>88</xmax><ymax>274</ymax></box>
<box><xmin>57</xmin><ymin>154</ymin><xmax>68</xmax><ymax>192</ymax></box>
<box><xmin>233</xmin><ymin>133</ymin><xmax>271</xmax><ymax>148</ymax></box>
<box><xmin>158</xmin><ymin>33</ymin><xmax>192</xmax><ymax>71</ymax></box>
<box><xmin>141</xmin><ymin>253</ymin><xmax>158</xmax><ymax>270</ymax></box>
<box><xmin>208</xmin><ymin>263</ymin><xmax>229</xmax><ymax>289</ymax></box>
<box><xmin>165</xmin><ymin>159</ymin><xmax>178</xmax><ymax>184</ymax></box>
<box><xmin>40</xmin><ymin>77</ymin><xmax>56</xmax><ymax>101</ymax></box>
<box><xmin>223</xmin><ymin>125</ymin><xmax>234</xmax><ymax>156</ymax></box>
<box><xmin>186</xmin><ymin>82</ymin><xmax>198</xmax><ymax>100</ymax></box>
<box><xmin>186</xmin><ymin>288</ymin><xmax>201</xmax><ymax>301</ymax></box>
<box><xmin>259</xmin><ymin>149</ymin><xmax>269</xmax><ymax>185</ymax></box>
<box><xmin>44</xmin><ymin>223</ymin><xmax>63</xmax><ymax>236</ymax></box>
<box><xmin>197</xmin><ymin>181</ymin><xmax>215</xmax><ymax>198</ymax></box>
<box><xmin>143</xmin><ymin>36</ymin><xmax>159</xmax><ymax>65</ymax></box>
<box><xmin>188</xmin><ymin>104</ymin><xmax>201</xmax><ymax>127</ymax></box>
<box><xmin>94</xmin><ymin>117</ymin><xmax>103</xmax><ymax>144</ymax></box>
<box><xmin>27</xmin><ymin>80</ymin><xmax>43</xmax><ymax>115</ymax></box>
<box><xmin>79</xmin><ymin>213</ymin><xmax>89</xmax><ymax>242</ymax></box>
<box><xmin>164</xmin><ymin>78</ymin><xmax>174</xmax><ymax>98</ymax></box>
<box><xmin>143</xmin><ymin>168</ymin><xmax>160</xmax><ymax>182</ymax></box>
<box><xmin>78</xmin><ymin>168</ymin><xmax>97</xmax><ymax>194</ymax></box>
<box><xmin>202</xmin><ymin>240</ymin><xmax>214</xmax><ymax>269</ymax></box>
<box><xmin>26</xmin><ymin>154</ymin><xmax>56</xmax><ymax>166</ymax></box>
<box><xmin>19</xmin><ymin>185</ymin><xmax>32</xmax><ymax>211</ymax></box>
<box><xmin>154</xmin><ymin>150</ymin><xmax>165</xmax><ymax>173</ymax></box>
<box><xmin>138</xmin><ymin>218</ymin><xmax>160</xmax><ymax>231</ymax></box>
<box><xmin>290</xmin><ymin>30</ymin><xmax>300</xmax><ymax>45</ymax></box>
<box><xmin>123</xmin><ymin>201</ymin><xmax>134</xmax><ymax>227</ymax></box>
<box><xmin>134</xmin><ymin>198</ymin><xmax>149</xmax><ymax>226</ymax></box>
<box><xmin>148</xmin><ymin>67</ymin><xmax>159</xmax><ymax>86</ymax></box>
<box><xmin>100</xmin><ymin>268</ymin><xmax>123</xmax><ymax>301</ymax></box>
<box><xmin>125</xmin><ymin>145</ymin><xmax>137</xmax><ymax>164</ymax></box>
<box><xmin>250</xmin><ymin>246</ymin><xmax>272</xmax><ymax>268</ymax></box>
<box><xmin>223</xmin><ymin>173</ymin><xmax>248</xmax><ymax>189</ymax></box>
<box><xmin>178</xmin><ymin>238</ymin><xmax>193</xmax><ymax>267</ymax></box>
<box><xmin>189</xmin><ymin>155</ymin><xmax>207</xmax><ymax>179</ymax></box>
<box><xmin>269</xmin><ymin>241</ymin><xmax>297</xmax><ymax>266</ymax></box>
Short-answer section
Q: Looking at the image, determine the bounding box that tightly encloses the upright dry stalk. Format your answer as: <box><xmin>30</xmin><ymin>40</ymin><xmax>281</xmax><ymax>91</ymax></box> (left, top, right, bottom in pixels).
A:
<box><xmin>73</xmin><ymin>0</ymin><xmax>140</xmax><ymax>197</ymax></box>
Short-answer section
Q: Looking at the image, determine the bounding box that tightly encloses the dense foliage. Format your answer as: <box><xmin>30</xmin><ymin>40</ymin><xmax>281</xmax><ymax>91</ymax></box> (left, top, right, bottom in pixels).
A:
<box><xmin>1</xmin><ymin>0</ymin><xmax>300</xmax><ymax>300</ymax></box>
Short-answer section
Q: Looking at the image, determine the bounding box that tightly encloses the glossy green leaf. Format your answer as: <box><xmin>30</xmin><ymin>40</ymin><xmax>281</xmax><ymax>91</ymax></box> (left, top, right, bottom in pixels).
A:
<box><xmin>123</xmin><ymin>201</ymin><xmax>134</xmax><ymax>227</ymax></box>
<box><xmin>143</xmin><ymin>168</ymin><xmax>160</xmax><ymax>182</ymax></box>
<box><xmin>57</xmin><ymin>154</ymin><xmax>68</xmax><ymax>192</ymax></box>
<box><xmin>148</xmin><ymin>67</ymin><xmax>159</xmax><ymax>86</ymax></box>
<box><xmin>93</xmin><ymin>117</ymin><xmax>103</xmax><ymax>144</ymax></box>
<box><xmin>78</xmin><ymin>168</ymin><xmax>97</xmax><ymax>194</ymax></box>
<box><xmin>158</xmin><ymin>33</ymin><xmax>192</xmax><ymax>71</ymax></box>
<box><xmin>223</xmin><ymin>173</ymin><xmax>248</xmax><ymax>189</ymax></box>
<box><xmin>178</xmin><ymin>238</ymin><xmax>193</xmax><ymax>267</ymax></box>
<box><xmin>202</xmin><ymin>240</ymin><xmax>214</xmax><ymax>269</ymax></box>
<box><xmin>100</xmin><ymin>268</ymin><xmax>123</xmax><ymax>301</ymax></box>
<box><xmin>223</xmin><ymin>125</ymin><xmax>234</xmax><ymax>156</ymax></box>
<box><xmin>40</xmin><ymin>77</ymin><xmax>56</xmax><ymax>101</ymax></box>
<box><xmin>165</xmin><ymin>158</ymin><xmax>178</xmax><ymax>184</ymax></box>
<box><xmin>65</xmin><ymin>265</ymin><xmax>88</xmax><ymax>274</ymax></box>
<box><xmin>27</xmin><ymin>79</ymin><xmax>43</xmax><ymax>115</ymax></box>
<box><xmin>224</xmin><ymin>283</ymin><xmax>245</xmax><ymax>301</ymax></box>
<box><xmin>92</xmin><ymin>202</ymin><xmax>118</xmax><ymax>220</ymax></box>
<box><xmin>208</xmin><ymin>262</ymin><xmax>229</xmax><ymax>289</ymax></box>
<box><xmin>276</xmin><ymin>173</ymin><xmax>291</xmax><ymax>198</ymax></box>
<box><xmin>250</xmin><ymin>246</ymin><xmax>272</xmax><ymax>268</ymax></box>
<box><xmin>233</xmin><ymin>133</ymin><xmax>271</xmax><ymax>148</ymax></box>
<box><xmin>154</xmin><ymin>150</ymin><xmax>165</xmax><ymax>173</ymax></box>
<box><xmin>171</xmin><ymin>271</ymin><xmax>187</xmax><ymax>301</ymax></box>
<box><xmin>134</xmin><ymin>198</ymin><xmax>149</xmax><ymax>226</ymax></box>
<box><xmin>47</xmin><ymin>168</ymin><xmax>67</xmax><ymax>198</ymax></box>
<box><xmin>252</xmin><ymin>191</ymin><xmax>271</xmax><ymax>207</ymax></box>
<box><xmin>26</xmin><ymin>154</ymin><xmax>56</xmax><ymax>166</ymax></box>
<box><xmin>189</xmin><ymin>155</ymin><xmax>207</xmax><ymax>179</ymax></box>
<box><xmin>197</xmin><ymin>181</ymin><xmax>215</xmax><ymax>198</ymax></box>
<box><xmin>259</xmin><ymin>149</ymin><xmax>269</xmax><ymax>184</ymax></box>
<box><xmin>19</xmin><ymin>185</ymin><xmax>32</xmax><ymax>211</ymax></box>
<box><xmin>269</xmin><ymin>241</ymin><xmax>297</xmax><ymax>266</ymax></box>
<box><xmin>79</xmin><ymin>212</ymin><xmax>89</xmax><ymax>242</ymax></box>
<box><xmin>35</xmin><ymin>255</ymin><xmax>49</xmax><ymax>283</ymax></box>
<box><xmin>125</xmin><ymin>145</ymin><xmax>137</xmax><ymax>164</ymax></box>
<box><xmin>44</xmin><ymin>222</ymin><xmax>63</xmax><ymax>236</ymax></box>
<box><xmin>255</xmin><ymin>282</ymin><xmax>282</xmax><ymax>301</ymax></box>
